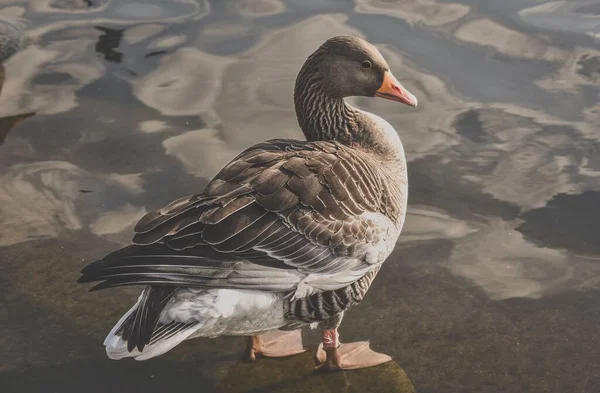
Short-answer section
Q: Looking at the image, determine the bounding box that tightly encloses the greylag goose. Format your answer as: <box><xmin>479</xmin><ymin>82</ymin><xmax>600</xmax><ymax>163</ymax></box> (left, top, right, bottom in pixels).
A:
<box><xmin>79</xmin><ymin>36</ymin><xmax>417</xmax><ymax>371</ymax></box>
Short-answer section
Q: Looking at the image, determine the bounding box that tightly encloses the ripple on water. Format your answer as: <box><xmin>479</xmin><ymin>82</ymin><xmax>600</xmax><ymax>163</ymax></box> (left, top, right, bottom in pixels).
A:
<box><xmin>0</xmin><ymin>161</ymin><xmax>146</xmax><ymax>247</ymax></box>
<box><xmin>447</xmin><ymin>108</ymin><xmax>600</xmax><ymax>210</ymax></box>
<box><xmin>519</xmin><ymin>0</ymin><xmax>600</xmax><ymax>39</ymax></box>
<box><xmin>454</xmin><ymin>18</ymin><xmax>567</xmax><ymax>62</ymax></box>
<box><xmin>355</xmin><ymin>0</ymin><xmax>470</xmax><ymax>27</ymax></box>
<box><xmin>227</xmin><ymin>0</ymin><xmax>286</xmax><ymax>18</ymax></box>
<box><xmin>134</xmin><ymin>48</ymin><xmax>233</xmax><ymax>117</ymax></box>
<box><xmin>576</xmin><ymin>53</ymin><xmax>600</xmax><ymax>82</ymax></box>
<box><xmin>115</xmin><ymin>3</ymin><xmax>167</xmax><ymax>19</ymax></box>
<box><xmin>46</xmin><ymin>0</ymin><xmax>109</xmax><ymax>11</ymax></box>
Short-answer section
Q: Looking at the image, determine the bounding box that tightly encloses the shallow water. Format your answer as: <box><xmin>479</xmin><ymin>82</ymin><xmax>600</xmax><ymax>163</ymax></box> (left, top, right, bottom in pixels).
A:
<box><xmin>1</xmin><ymin>1</ymin><xmax>599</xmax><ymax>392</ymax></box>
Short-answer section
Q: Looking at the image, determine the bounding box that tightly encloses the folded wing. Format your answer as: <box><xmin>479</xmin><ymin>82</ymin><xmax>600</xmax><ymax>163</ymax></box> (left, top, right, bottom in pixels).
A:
<box><xmin>79</xmin><ymin>139</ymin><xmax>400</xmax><ymax>294</ymax></box>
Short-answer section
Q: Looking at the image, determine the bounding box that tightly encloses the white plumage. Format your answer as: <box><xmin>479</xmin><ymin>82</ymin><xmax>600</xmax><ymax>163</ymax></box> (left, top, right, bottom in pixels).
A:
<box><xmin>105</xmin><ymin>289</ymin><xmax>286</xmax><ymax>360</ymax></box>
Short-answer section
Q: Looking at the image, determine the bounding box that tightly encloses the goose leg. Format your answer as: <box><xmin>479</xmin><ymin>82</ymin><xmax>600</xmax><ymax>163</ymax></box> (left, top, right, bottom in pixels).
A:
<box><xmin>314</xmin><ymin>314</ymin><xmax>392</xmax><ymax>371</ymax></box>
<box><xmin>246</xmin><ymin>329</ymin><xmax>306</xmax><ymax>360</ymax></box>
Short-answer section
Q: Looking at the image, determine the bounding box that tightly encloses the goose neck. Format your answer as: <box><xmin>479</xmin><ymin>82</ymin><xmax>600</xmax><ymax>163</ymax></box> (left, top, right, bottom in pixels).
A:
<box><xmin>294</xmin><ymin>70</ymin><xmax>357</xmax><ymax>144</ymax></box>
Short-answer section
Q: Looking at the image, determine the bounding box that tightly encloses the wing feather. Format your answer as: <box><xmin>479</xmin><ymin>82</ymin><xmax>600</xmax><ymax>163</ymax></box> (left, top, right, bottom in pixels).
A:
<box><xmin>80</xmin><ymin>139</ymin><xmax>402</xmax><ymax>295</ymax></box>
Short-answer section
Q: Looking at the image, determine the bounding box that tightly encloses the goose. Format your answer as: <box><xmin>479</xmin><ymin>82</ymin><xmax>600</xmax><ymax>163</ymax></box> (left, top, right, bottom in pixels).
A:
<box><xmin>79</xmin><ymin>36</ymin><xmax>417</xmax><ymax>371</ymax></box>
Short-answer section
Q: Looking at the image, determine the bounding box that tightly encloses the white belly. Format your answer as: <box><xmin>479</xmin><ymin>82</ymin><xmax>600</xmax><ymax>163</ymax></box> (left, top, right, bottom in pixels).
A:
<box><xmin>161</xmin><ymin>288</ymin><xmax>287</xmax><ymax>338</ymax></box>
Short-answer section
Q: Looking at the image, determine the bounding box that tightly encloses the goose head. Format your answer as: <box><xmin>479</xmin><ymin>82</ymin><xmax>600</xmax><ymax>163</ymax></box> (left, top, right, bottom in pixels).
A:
<box><xmin>299</xmin><ymin>36</ymin><xmax>417</xmax><ymax>107</ymax></box>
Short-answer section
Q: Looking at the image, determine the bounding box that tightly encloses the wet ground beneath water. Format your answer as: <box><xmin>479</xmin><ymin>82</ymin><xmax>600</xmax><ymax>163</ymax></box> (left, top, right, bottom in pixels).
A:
<box><xmin>1</xmin><ymin>1</ymin><xmax>599</xmax><ymax>392</ymax></box>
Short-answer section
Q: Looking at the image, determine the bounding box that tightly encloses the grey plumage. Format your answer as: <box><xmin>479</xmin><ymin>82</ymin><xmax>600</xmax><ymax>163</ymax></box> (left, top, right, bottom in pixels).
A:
<box><xmin>285</xmin><ymin>266</ymin><xmax>381</xmax><ymax>323</ymax></box>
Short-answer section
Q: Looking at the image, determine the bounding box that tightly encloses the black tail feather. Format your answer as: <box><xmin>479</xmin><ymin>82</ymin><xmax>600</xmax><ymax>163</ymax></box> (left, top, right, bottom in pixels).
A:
<box><xmin>115</xmin><ymin>285</ymin><xmax>177</xmax><ymax>352</ymax></box>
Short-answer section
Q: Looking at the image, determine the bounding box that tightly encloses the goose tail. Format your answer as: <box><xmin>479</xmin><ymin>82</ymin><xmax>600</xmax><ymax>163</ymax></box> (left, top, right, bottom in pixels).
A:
<box><xmin>103</xmin><ymin>286</ymin><xmax>202</xmax><ymax>361</ymax></box>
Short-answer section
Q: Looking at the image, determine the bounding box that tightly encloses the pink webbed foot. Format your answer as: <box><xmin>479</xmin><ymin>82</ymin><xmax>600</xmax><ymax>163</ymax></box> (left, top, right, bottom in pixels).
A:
<box><xmin>314</xmin><ymin>329</ymin><xmax>392</xmax><ymax>371</ymax></box>
<box><xmin>247</xmin><ymin>329</ymin><xmax>306</xmax><ymax>361</ymax></box>
<box><xmin>314</xmin><ymin>342</ymin><xmax>392</xmax><ymax>371</ymax></box>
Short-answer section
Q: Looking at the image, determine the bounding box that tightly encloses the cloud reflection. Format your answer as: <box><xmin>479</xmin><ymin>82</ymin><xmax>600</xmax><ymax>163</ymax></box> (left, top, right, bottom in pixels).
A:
<box><xmin>162</xmin><ymin>128</ymin><xmax>238</xmax><ymax>178</ymax></box>
<box><xmin>0</xmin><ymin>40</ymin><xmax>104</xmax><ymax>116</ymax></box>
<box><xmin>89</xmin><ymin>203</ymin><xmax>147</xmax><ymax>244</ymax></box>
<box><xmin>451</xmin><ymin>108</ymin><xmax>600</xmax><ymax>210</ymax></box>
<box><xmin>519</xmin><ymin>1</ymin><xmax>600</xmax><ymax>40</ymax></box>
<box><xmin>401</xmin><ymin>206</ymin><xmax>479</xmax><ymax>242</ymax></box>
<box><xmin>450</xmin><ymin>218</ymin><xmax>571</xmax><ymax>300</ymax></box>
<box><xmin>0</xmin><ymin>161</ymin><xmax>146</xmax><ymax>247</ymax></box>
<box><xmin>454</xmin><ymin>18</ymin><xmax>567</xmax><ymax>62</ymax></box>
<box><xmin>227</xmin><ymin>0</ymin><xmax>286</xmax><ymax>18</ymax></box>
<box><xmin>123</xmin><ymin>23</ymin><xmax>165</xmax><ymax>44</ymax></box>
<box><xmin>134</xmin><ymin>48</ymin><xmax>233</xmax><ymax>118</ymax></box>
<box><xmin>355</xmin><ymin>0</ymin><xmax>470</xmax><ymax>27</ymax></box>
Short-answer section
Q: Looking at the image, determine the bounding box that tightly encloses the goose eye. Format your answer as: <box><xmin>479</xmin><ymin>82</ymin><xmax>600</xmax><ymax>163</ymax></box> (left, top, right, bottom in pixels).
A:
<box><xmin>361</xmin><ymin>60</ymin><xmax>372</xmax><ymax>69</ymax></box>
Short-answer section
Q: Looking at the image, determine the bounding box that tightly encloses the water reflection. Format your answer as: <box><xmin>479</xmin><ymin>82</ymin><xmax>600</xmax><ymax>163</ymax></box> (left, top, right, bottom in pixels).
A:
<box><xmin>134</xmin><ymin>47</ymin><xmax>233</xmax><ymax>117</ymax></box>
<box><xmin>0</xmin><ymin>109</ymin><xmax>35</xmax><ymax>146</ymax></box>
<box><xmin>519</xmin><ymin>0</ymin><xmax>600</xmax><ymax>39</ymax></box>
<box><xmin>576</xmin><ymin>53</ymin><xmax>600</xmax><ymax>81</ymax></box>
<box><xmin>518</xmin><ymin>191</ymin><xmax>600</xmax><ymax>256</ymax></box>
<box><xmin>95</xmin><ymin>26</ymin><xmax>124</xmax><ymax>63</ymax></box>
<box><xmin>355</xmin><ymin>0</ymin><xmax>470</xmax><ymax>27</ymax></box>
<box><xmin>0</xmin><ymin>1</ymin><xmax>599</xmax><ymax>393</ymax></box>
<box><xmin>454</xmin><ymin>18</ymin><xmax>567</xmax><ymax>62</ymax></box>
<box><xmin>0</xmin><ymin>161</ymin><xmax>146</xmax><ymax>247</ymax></box>
<box><xmin>226</xmin><ymin>0</ymin><xmax>286</xmax><ymax>18</ymax></box>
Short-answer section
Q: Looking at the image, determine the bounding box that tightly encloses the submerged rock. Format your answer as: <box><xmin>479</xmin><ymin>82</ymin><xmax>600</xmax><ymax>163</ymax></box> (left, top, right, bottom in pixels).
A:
<box><xmin>216</xmin><ymin>350</ymin><xmax>416</xmax><ymax>393</ymax></box>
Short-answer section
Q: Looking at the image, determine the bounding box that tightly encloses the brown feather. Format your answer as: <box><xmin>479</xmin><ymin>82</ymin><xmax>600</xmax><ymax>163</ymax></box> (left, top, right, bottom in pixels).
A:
<box><xmin>125</xmin><ymin>140</ymin><xmax>402</xmax><ymax>281</ymax></box>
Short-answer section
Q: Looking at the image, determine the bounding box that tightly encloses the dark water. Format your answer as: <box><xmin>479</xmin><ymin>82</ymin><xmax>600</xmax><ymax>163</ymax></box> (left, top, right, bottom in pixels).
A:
<box><xmin>1</xmin><ymin>1</ymin><xmax>599</xmax><ymax>392</ymax></box>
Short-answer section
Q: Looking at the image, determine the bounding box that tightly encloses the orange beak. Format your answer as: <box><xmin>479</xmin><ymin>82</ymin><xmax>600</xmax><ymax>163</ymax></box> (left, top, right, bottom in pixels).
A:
<box><xmin>375</xmin><ymin>71</ymin><xmax>418</xmax><ymax>107</ymax></box>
